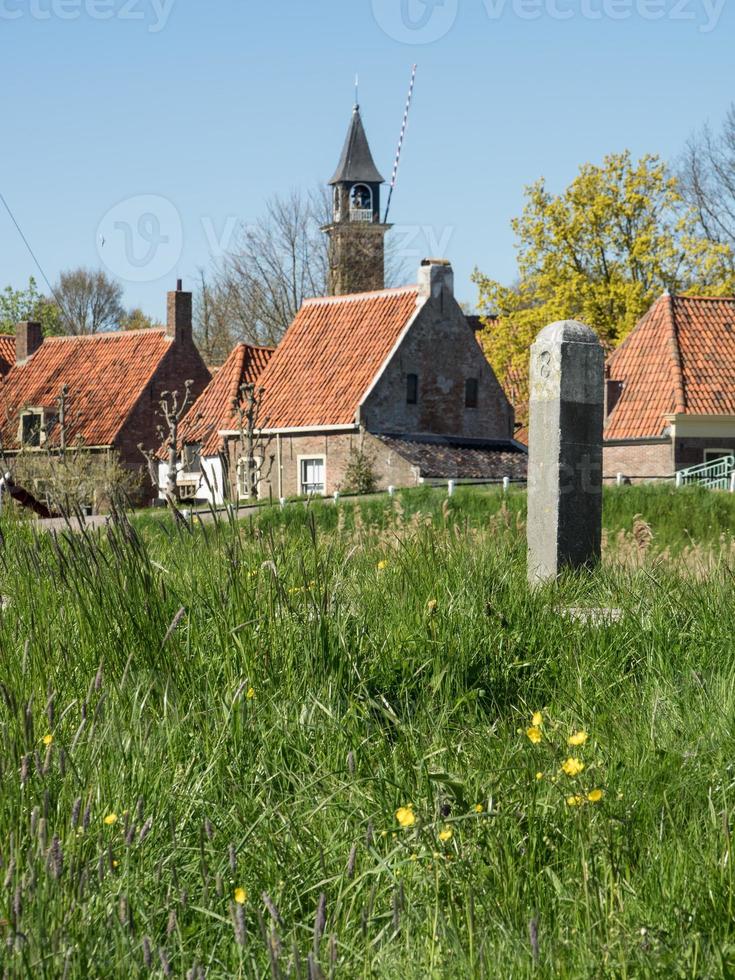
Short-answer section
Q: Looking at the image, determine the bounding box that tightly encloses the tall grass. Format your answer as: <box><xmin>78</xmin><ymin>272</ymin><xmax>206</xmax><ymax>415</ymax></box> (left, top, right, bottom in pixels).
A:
<box><xmin>1</xmin><ymin>492</ymin><xmax>735</xmax><ymax>976</ymax></box>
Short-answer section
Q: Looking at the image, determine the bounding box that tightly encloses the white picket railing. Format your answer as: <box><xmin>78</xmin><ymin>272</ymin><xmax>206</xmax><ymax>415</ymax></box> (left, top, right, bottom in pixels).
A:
<box><xmin>675</xmin><ymin>455</ymin><xmax>735</xmax><ymax>491</ymax></box>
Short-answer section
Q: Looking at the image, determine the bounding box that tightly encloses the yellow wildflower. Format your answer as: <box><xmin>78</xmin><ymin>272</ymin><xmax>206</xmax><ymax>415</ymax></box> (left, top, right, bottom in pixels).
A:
<box><xmin>103</xmin><ymin>813</ymin><xmax>118</xmax><ymax>826</ymax></box>
<box><xmin>41</xmin><ymin>734</ymin><xmax>53</xmax><ymax>747</ymax></box>
<box><xmin>566</xmin><ymin>795</ymin><xmax>585</xmax><ymax>807</ymax></box>
<box><xmin>568</xmin><ymin>731</ymin><xmax>588</xmax><ymax>746</ymax></box>
<box><xmin>234</xmin><ymin>887</ymin><xmax>247</xmax><ymax>904</ymax></box>
<box><xmin>427</xmin><ymin>599</ymin><xmax>438</xmax><ymax>612</ymax></box>
<box><xmin>561</xmin><ymin>757</ymin><xmax>584</xmax><ymax>777</ymax></box>
<box><xmin>377</xmin><ymin>560</ymin><xmax>388</xmax><ymax>571</ymax></box>
<box><xmin>438</xmin><ymin>826</ymin><xmax>453</xmax><ymax>842</ymax></box>
<box><xmin>246</xmin><ymin>687</ymin><xmax>255</xmax><ymax>700</ymax></box>
<box><xmin>535</xmin><ymin>772</ymin><xmax>544</xmax><ymax>781</ymax></box>
<box><xmin>474</xmin><ymin>804</ymin><xmax>483</xmax><ymax>813</ymax></box>
<box><xmin>112</xmin><ymin>859</ymin><xmax>119</xmax><ymax>868</ymax></box>
<box><xmin>532</xmin><ymin>711</ymin><xmax>543</xmax><ymax>727</ymax></box>
<box><xmin>526</xmin><ymin>726</ymin><xmax>542</xmax><ymax>745</ymax></box>
<box><xmin>395</xmin><ymin>805</ymin><xmax>416</xmax><ymax>828</ymax></box>
<box><xmin>587</xmin><ymin>789</ymin><xmax>604</xmax><ymax>803</ymax></box>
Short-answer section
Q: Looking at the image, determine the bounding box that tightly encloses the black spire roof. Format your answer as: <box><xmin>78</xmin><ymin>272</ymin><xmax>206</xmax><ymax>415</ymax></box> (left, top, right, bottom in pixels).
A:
<box><xmin>329</xmin><ymin>106</ymin><xmax>385</xmax><ymax>185</ymax></box>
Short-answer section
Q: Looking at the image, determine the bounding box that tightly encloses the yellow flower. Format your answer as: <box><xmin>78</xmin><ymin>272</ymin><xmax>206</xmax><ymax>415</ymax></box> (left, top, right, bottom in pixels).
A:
<box><xmin>566</xmin><ymin>795</ymin><xmax>585</xmax><ymax>807</ymax></box>
<box><xmin>377</xmin><ymin>560</ymin><xmax>388</xmax><ymax>571</ymax></box>
<box><xmin>112</xmin><ymin>859</ymin><xmax>119</xmax><ymax>868</ymax></box>
<box><xmin>233</xmin><ymin>887</ymin><xmax>247</xmax><ymax>904</ymax></box>
<box><xmin>438</xmin><ymin>826</ymin><xmax>453</xmax><ymax>842</ymax></box>
<box><xmin>568</xmin><ymin>731</ymin><xmax>588</xmax><ymax>746</ymax></box>
<box><xmin>474</xmin><ymin>804</ymin><xmax>483</xmax><ymax>813</ymax></box>
<box><xmin>535</xmin><ymin>772</ymin><xmax>544</xmax><ymax>781</ymax></box>
<box><xmin>41</xmin><ymin>734</ymin><xmax>53</xmax><ymax>746</ymax></box>
<box><xmin>526</xmin><ymin>726</ymin><xmax>542</xmax><ymax>744</ymax></box>
<box><xmin>395</xmin><ymin>805</ymin><xmax>416</xmax><ymax>828</ymax></box>
<box><xmin>561</xmin><ymin>757</ymin><xmax>584</xmax><ymax>777</ymax></box>
<box><xmin>532</xmin><ymin>711</ymin><xmax>543</xmax><ymax>727</ymax></box>
<box><xmin>246</xmin><ymin>687</ymin><xmax>255</xmax><ymax>700</ymax></box>
<box><xmin>587</xmin><ymin>789</ymin><xmax>604</xmax><ymax>803</ymax></box>
<box><xmin>427</xmin><ymin>599</ymin><xmax>438</xmax><ymax>612</ymax></box>
<box><xmin>103</xmin><ymin>813</ymin><xmax>118</xmax><ymax>826</ymax></box>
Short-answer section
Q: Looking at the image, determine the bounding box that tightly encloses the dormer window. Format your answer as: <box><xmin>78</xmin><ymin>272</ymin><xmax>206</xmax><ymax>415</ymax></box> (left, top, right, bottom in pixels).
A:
<box><xmin>20</xmin><ymin>410</ymin><xmax>44</xmax><ymax>448</ymax></box>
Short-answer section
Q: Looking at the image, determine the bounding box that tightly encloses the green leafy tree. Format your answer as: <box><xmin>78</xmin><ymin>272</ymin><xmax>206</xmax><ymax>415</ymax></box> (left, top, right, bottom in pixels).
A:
<box><xmin>473</xmin><ymin>152</ymin><xmax>734</xmax><ymax>427</ymax></box>
<box><xmin>0</xmin><ymin>278</ymin><xmax>62</xmax><ymax>336</ymax></box>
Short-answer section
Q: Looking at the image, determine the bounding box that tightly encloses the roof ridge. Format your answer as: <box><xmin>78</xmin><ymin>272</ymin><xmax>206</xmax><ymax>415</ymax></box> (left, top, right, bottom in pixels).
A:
<box><xmin>303</xmin><ymin>285</ymin><xmax>419</xmax><ymax>306</ymax></box>
<box><xmin>45</xmin><ymin>328</ymin><xmax>167</xmax><ymax>343</ymax></box>
<box><xmin>665</xmin><ymin>293</ymin><xmax>687</xmax><ymax>413</ymax></box>
<box><xmin>671</xmin><ymin>294</ymin><xmax>735</xmax><ymax>303</ymax></box>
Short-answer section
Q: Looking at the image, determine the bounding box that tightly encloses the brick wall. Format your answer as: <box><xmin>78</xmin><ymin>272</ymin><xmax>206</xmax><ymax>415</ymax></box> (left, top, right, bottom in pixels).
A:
<box><xmin>115</xmin><ymin>338</ymin><xmax>211</xmax><ymax>503</ymax></box>
<box><xmin>360</xmin><ymin>293</ymin><xmax>514</xmax><ymax>440</ymax></box>
<box><xmin>674</xmin><ymin>437</ymin><xmax>735</xmax><ymax>470</ymax></box>
<box><xmin>225</xmin><ymin>429</ymin><xmax>419</xmax><ymax>499</ymax></box>
<box><xmin>603</xmin><ymin>439</ymin><xmax>673</xmax><ymax>481</ymax></box>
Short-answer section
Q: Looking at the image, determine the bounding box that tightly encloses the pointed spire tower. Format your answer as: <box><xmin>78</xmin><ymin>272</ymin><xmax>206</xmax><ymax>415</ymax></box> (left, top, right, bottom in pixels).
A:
<box><xmin>324</xmin><ymin>103</ymin><xmax>391</xmax><ymax>296</ymax></box>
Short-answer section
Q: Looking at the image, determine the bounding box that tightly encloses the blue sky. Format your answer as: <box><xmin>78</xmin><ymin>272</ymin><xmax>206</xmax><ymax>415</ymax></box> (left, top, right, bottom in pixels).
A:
<box><xmin>1</xmin><ymin>0</ymin><xmax>733</xmax><ymax>319</ymax></box>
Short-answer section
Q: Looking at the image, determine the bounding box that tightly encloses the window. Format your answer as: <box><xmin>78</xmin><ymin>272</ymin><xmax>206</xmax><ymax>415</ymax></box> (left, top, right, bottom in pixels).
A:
<box><xmin>465</xmin><ymin>378</ymin><xmax>479</xmax><ymax>409</ymax></box>
<box><xmin>606</xmin><ymin>380</ymin><xmax>624</xmax><ymax>417</ymax></box>
<box><xmin>21</xmin><ymin>411</ymin><xmax>43</xmax><ymax>447</ymax></box>
<box><xmin>181</xmin><ymin>443</ymin><xmax>202</xmax><ymax>473</ymax></box>
<box><xmin>237</xmin><ymin>456</ymin><xmax>261</xmax><ymax>499</ymax></box>
<box><xmin>300</xmin><ymin>457</ymin><xmax>325</xmax><ymax>496</ymax></box>
<box><xmin>704</xmin><ymin>448</ymin><xmax>731</xmax><ymax>465</ymax></box>
<box><xmin>406</xmin><ymin>373</ymin><xmax>418</xmax><ymax>405</ymax></box>
<box><xmin>350</xmin><ymin>184</ymin><xmax>373</xmax><ymax>213</ymax></box>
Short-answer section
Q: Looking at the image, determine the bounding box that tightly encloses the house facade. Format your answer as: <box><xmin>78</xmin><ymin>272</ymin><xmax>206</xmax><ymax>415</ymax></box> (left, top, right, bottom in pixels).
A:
<box><xmin>0</xmin><ymin>283</ymin><xmax>210</xmax><ymax>507</ymax></box>
<box><xmin>157</xmin><ymin>341</ymin><xmax>273</xmax><ymax>504</ymax></box>
<box><xmin>604</xmin><ymin>293</ymin><xmax>735</xmax><ymax>480</ymax></box>
<box><xmin>219</xmin><ymin>259</ymin><xmax>525</xmax><ymax>499</ymax></box>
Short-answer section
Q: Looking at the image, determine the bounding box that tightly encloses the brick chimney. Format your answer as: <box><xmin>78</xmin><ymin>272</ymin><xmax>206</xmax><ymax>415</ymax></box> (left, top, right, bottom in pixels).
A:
<box><xmin>418</xmin><ymin>258</ymin><xmax>454</xmax><ymax>302</ymax></box>
<box><xmin>166</xmin><ymin>279</ymin><xmax>192</xmax><ymax>344</ymax></box>
<box><xmin>16</xmin><ymin>321</ymin><xmax>43</xmax><ymax>364</ymax></box>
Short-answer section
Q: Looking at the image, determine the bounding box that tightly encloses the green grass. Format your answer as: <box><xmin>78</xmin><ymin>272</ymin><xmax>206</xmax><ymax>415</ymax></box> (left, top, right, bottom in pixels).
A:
<box><xmin>2</xmin><ymin>489</ymin><xmax>735</xmax><ymax>976</ymax></box>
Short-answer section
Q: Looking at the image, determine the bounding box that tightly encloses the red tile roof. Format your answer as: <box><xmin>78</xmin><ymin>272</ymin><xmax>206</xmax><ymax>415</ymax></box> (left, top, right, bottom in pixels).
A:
<box><xmin>251</xmin><ymin>286</ymin><xmax>420</xmax><ymax>429</ymax></box>
<box><xmin>0</xmin><ymin>329</ymin><xmax>175</xmax><ymax>449</ymax></box>
<box><xmin>0</xmin><ymin>336</ymin><xmax>14</xmax><ymax>377</ymax></box>
<box><xmin>178</xmin><ymin>343</ymin><xmax>273</xmax><ymax>456</ymax></box>
<box><xmin>605</xmin><ymin>294</ymin><xmax>735</xmax><ymax>439</ymax></box>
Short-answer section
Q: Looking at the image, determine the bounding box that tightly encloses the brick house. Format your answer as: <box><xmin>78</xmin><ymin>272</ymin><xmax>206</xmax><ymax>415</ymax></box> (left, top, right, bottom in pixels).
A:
<box><xmin>0</xmin><ymin>283</ymin><xmax>210</xmax><ymax>506</ymax></box>
<box><xmin>157</xmin><ymin>341</ymin><xmax>273</xmax><ymax>504</ymax></box>
<box><xmin>219</xmin><ymin>259</ymin><xmax>526</xmax><ymax>499</ymax></box>
<box><xmin>604</xmin><ymin>293</ymin><xmax>735</xmax><ymax>480</ymax></box>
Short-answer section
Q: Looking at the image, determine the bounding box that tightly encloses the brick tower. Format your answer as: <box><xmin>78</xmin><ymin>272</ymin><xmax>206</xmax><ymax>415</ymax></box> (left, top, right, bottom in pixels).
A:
<box><xmin>324</xmin><ymin>105</ymin><xmax>391</xmax><ymax>296</ymax></box>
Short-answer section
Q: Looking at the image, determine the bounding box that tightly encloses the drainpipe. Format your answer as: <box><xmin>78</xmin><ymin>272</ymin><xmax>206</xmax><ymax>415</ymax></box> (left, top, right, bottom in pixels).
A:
<box><xmin>277</xmin><ymin>433</ymin><xmax>283</xmax><ymax>500</ymax></box>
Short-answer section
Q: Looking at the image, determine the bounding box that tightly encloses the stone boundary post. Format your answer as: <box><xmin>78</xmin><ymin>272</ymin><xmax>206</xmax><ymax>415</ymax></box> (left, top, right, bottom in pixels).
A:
<box><xmin>527</xmin><ymin>320</ymin><xmax>604</xmax><ymax>586</ymax></box>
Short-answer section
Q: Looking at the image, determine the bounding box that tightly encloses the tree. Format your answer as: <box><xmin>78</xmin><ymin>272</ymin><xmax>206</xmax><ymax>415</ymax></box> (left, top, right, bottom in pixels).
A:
<box><xmin>195</xmin><ymin>187</ymin><xmax>406</xmax><ymax>365</ymax></box>
<box><xmin>232</xmin><ymin>382</ymin><xmax>272</xmax><ymax>500</ymax></box>
<box><xmin>120</xmin><ymin>308</ymin><xmax>162</xmax><ymax>331</ymax></box>
<box><xmin>342</xmin><ymin>434</ymin><xmax>380</xmax><ymax>495</ymax></box>
<box><xmin>679</xmin><ymin>104</ymin><xmax>735</xmax><ymax>276</ymax></box>
<box><xmin>0</xmin><ymin>278</ymin><xmax>62</xmax><ymax>336</ymax></box>
<box><xmin>473</xmin><ymin>152</ymin><xmax>734</xmax><ymax>426</ymax></box>
<box><xmin>53</xmin><ymin>268</ymin><xmax>125</xmax><ymax>335</ymax></box>
<box><xmin>139</xmin><ymin>382</ymin><xmax>195</xmax><ymax>508</ymax></box>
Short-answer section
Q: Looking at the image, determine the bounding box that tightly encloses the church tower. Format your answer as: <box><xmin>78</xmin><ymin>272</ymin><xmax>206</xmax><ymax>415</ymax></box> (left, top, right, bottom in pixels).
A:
<box><xmin>324</xmin><ymin>104</ymin><xmax>391</xmax><ymax>296</ymax></box>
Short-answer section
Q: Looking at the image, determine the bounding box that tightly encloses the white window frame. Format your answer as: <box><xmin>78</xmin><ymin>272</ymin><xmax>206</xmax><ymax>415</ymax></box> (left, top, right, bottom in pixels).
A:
<box><xmin>298</xmin><ymin>455</ymin><xmax>326</xmax><ymax>497</ymax></box>
<box><xmin>19</xmin><ymin>409</ymin><xmax>45</xmax><ymax>448</ymax></box>
<box><xmin>237</xmin><ymin>455</ymin><xmax>262</xmax><ymax>500</ymax></box>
